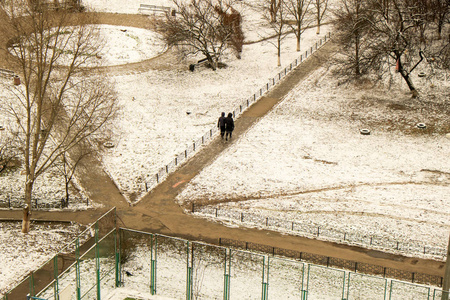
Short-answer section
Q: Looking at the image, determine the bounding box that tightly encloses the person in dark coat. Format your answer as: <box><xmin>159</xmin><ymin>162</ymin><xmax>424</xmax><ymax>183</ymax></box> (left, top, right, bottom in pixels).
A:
<box><xmin>217</xmin><ymin>112</ymin><xmax>226</xmax><ymax>139</ymax></box>
<box><xmin>224</xmin><ymin>112</ymin><xmax>234</xmax><ymax>141</ymax></box>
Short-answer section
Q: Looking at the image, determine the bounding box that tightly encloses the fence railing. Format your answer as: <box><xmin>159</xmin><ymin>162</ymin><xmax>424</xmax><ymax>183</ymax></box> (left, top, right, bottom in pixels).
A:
<box><xmin>0</xmin><ymin>194</ymin><xmax>90</xmax><ymax>209</ymax></box>
<box><xmin>218</xmin><ymin>237</ymin><xmax>445</xmax><ymax>288</ymax></box>
<box><xmin>5</xmin><ymin>224</ymin><xmax>448</xmax><ymax>300</ymax></box>
<box><xmin>193</xmin><ymin>205</ymin><xmax>447</xmax><ymax>260</ymax></box>
<box><xmin>141</xmin><ymin>33</ymin><xmax>332</xmax><ymax>195</ymax></box>
<box><xmin>1</xmin><ymin>207</ymin><xmax>117</xmax><ymax>300</ymax></box>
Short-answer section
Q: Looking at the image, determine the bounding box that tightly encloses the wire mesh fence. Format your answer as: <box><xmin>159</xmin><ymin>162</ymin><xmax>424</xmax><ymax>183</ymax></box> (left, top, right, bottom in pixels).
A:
<box><xmin>5</xmin><ymin>219</ymin><xmax>449</xmax><ymax>300</ymax></box>
<box><xmin>2</xmin><ymin>208</ymin><xmax>117</xmax><ymax>300</ymax></box>
<box><xmin>218</xmin><ymin>237</ymin><xmax>445</xmax><ymax>289</ymax></box>
<box><xmin>193</xmin><ymin>205</ymin><xmax>447</xmax><ymax>260</ymax></box>
<box><xmin>142</xmin><ymin>33</ymin><xmax>332</xmax><ymax>194</ymax></box>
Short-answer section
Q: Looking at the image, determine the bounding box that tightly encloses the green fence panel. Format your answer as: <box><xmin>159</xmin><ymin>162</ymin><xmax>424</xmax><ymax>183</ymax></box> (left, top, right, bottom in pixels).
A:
<box><xmin>306</xmin><ymin>264</ymin><xmax>346</xmax><ymax>300</ymax></box>
<box><xmin>190</xmin><ymin>242</ymin><xmax>227</xmax><ymax>299</ymax></box>
<box><xmin>78</xmin><ymin>239</ymin><xmax>100</xmax><ymax>299</ymax></box>
<box><xmin>389</xmin><ymin>280</ymin><xmax>431</xmax><ymax>300</ymax></box>
<box><xmin>346</xmin><ymin>272</ymin><xmax>387</xmax><ymax>300</ymax></box>
<box><xmin>98</xmin><ymin>230</ymin><xmax>117</xmax><ymax>298</ymax></box>
<box><xmin>229</xmin><ymin>250</ymin><xmax>265</xmax><ymax>300</ymax></box>
<box><xmin>119</xmin><ymin>229</ymin><xmax>156</xmax><ymax>293</ymax></box>
<box><xmin>155</xmin><ymin>235</ymin><xmax>189</xmax><ymax>299</ymax></box>
<box><xmin>268</xmin><ymin>257</ymin><xmax>305</xmax><ymax>299</ymax></box>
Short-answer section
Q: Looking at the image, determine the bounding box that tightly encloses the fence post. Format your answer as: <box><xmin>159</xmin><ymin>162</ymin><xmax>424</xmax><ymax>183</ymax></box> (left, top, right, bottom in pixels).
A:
<box><xmin>75</xmin><ymin>238</ymin><xmax>81</xmax><ymax>300</ymax></box>
<box><xmin>156</xmin><ymin>173</ymin><xmax>159</xmax><ymax>183</ymax></box>
<box><xmin>95</xmin><ymin>222</ymin><xmax>101</xmax><ymax>300</ymax></box>
<box><xmin>150</xmin><ymin>235</ymin><xmax>157</xmax><ymax>295</ymax></box>
<box><xmin>224</xmin><ymin>248</ymin><xmax>231</xmax><ymax>300</ymax></box>
<box><xmin>29</xmin><ymin>271</ymin><xmax>35</xmax><ymax>298</ymax></box>
<box><xmin>186</xmin><ymin>242</ymin><xmax>193</xmax><ymax>300</ymax></box>
<box><xmin>261</xmin><ymin>256</ymin><xmax>269</xmax><ymax>300</ymax></box>
<box><xmin>115</xmin><ymin>230</ymin><xmax>121</xmax><ymax>288</ymax></box>
<box><xmin>53</xmin><ymin>255</ymin><xmax>59</xmax><ymax>300</ymax></box>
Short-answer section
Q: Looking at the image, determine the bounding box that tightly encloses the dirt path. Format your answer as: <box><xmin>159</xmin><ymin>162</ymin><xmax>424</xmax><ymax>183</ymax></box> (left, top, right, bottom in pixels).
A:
<box><xmin>0</xmin><ymin>11</ymin><xmax>445</xmax><ymax>280</ymax></box>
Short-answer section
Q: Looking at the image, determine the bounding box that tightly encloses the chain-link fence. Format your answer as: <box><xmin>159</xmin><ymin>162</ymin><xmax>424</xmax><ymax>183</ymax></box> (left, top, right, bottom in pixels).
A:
<box><xmin>142</xmin><ymin>33</ymin><xmax>332</xmax><ymax>194</ymax></box>
<box><xmin>2</xmin><ymin>208</ymin><xmax>117</xmax><ymax>300</ymax></box>
<box><xmin>193</xmin><ymin>205</ymin><xmax>447</xmax><ymax>260</ymax></box>
<box><xmin>4</xmin><ymin>219</ymin><xmax>448</xmax><ymax>300</ymax></box>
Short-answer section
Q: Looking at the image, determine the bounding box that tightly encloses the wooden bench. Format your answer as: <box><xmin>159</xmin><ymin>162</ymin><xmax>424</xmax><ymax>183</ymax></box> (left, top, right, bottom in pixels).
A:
<box><xmin>139</xmin><ymin>4</ymin><xmax>172</xmax><ymax>15</ymax></box>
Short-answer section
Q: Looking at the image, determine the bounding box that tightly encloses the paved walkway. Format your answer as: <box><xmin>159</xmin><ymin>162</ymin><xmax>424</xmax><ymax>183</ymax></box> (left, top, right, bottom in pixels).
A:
<box><xmin>0</xmin><ymin>11</ymin><xmax>445</xmax><ymax>278</ymax></box>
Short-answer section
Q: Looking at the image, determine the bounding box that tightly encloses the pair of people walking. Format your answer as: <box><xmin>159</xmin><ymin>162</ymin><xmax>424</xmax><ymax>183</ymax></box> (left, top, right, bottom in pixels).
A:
<box><xmin>217</xmin><ymin>112</ymin><xmax>234</xmax><ymax>141</ymax></box>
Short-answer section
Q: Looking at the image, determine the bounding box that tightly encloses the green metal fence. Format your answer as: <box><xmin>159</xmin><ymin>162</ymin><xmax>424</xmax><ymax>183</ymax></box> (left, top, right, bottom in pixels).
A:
<box><xmin>3</xmin><ymin>223</ymin><xmax>449</xmax><ymax>300</ymax></box>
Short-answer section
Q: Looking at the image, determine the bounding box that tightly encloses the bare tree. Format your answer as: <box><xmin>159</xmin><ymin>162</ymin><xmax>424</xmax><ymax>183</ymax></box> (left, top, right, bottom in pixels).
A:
<box><xmin>333</xmin><ymin>0</ymin><xmax>380</xmax><ymax>77</ymax></box>
<box><xmin>56</xmin><ymin>144</ymin><xmax>90</xmax><ymax>208</ymax></box>
<box><xmin>264</xmin><ymin>0</ymin><xmax>289</xmax><ymax>66</ymax></box>
<box><xmin>268</xmin><ymin>0</ymin><xmax>282</xmax><ymax>23</ymax></box>
<box><xmin>333</xmin><ymin>0</ymin><xmax>450</xmax><ymax>96</ymax></box>
<box><xmin>429</xmin><ymin>0</ymin><xmax>450</xmax><ymax>40</ymax></box>
<box><xmin>154</xmin><ymin>0</ymin><xmax>242</xmax><ymax>70</ymax></box>
<box><xmin>0</xmin><ymin>2</ymin><xmax>117</xmax><ymax>232</ymax></box>
<box><xmin>284</xmin><ymin>0</ymin><xmax>312</xmax><ymax>51</ymax></box>
<box><xmin>312</xmin><ymin>0</ymin><xmax>328</xmax><ymax>34</ymax></box>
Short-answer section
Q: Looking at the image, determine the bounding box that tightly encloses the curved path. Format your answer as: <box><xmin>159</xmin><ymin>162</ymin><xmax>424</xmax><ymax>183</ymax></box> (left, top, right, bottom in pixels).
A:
<box><xmin>0</xmin><ymin>9</ymin><xmax>445</xmax><ymax>279</ymax></box>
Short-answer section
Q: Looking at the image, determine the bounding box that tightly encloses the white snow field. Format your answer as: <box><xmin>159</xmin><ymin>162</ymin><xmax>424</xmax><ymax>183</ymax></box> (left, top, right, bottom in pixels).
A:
<box><xmin>0</xmin><ymin>0</ymin><xmax>449</xmax><ymax>297</ymax></box>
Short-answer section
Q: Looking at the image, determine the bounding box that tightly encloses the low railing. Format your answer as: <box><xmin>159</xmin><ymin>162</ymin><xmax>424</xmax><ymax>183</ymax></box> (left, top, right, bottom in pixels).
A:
<box><xmin>142</xmin><ymin>32</ymin><xmax>332</xmax><ymax>194</ymax></box>
<box><xmin>194</xmin><ymin>205</ymin><xmax>447</xmax><ymax>260</ymax></box>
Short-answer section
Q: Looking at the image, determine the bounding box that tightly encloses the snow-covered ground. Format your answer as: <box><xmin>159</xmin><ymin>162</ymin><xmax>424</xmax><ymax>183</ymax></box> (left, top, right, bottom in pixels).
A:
<box><xmin>0</xmin><ymin>221</ymin><xmax>87</xmax><ymax>296</ymax></box>
<box><xmin>1</xmin><ymin>0</ymin><xmax>449</xmax><ymax>297</ymax></box>
<box><xmin>176</xmin><ymin>63</ymin><xmax>450</xmax><ymax>253</ymax></box>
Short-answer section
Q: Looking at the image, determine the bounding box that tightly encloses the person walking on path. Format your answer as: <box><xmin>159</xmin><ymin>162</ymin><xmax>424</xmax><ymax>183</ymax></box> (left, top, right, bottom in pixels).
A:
<box><xmin>224</xmin><ymin>112</ymin><xmax>234</xmax><ymax>141</ymax></box>
<box><xmin>218</xmin><ymin>112</ymin><xmax>226</xmax><ymax>139</ymax></box>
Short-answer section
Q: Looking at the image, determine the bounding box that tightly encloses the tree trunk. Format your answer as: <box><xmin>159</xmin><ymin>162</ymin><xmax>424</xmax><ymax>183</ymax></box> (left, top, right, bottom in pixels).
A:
<box><xmin>22</xmin><ymin>180</ymin><xmax>33</xmax><ymax>233</ymax></box>
<box><xmin>64</xmin><ymin>178</ymin><xmax>70</xmax><ymax>207</ymax></box>
<box><xmin>396</xmin><ymin>56</ymin><xmax>418</xmax><ymax>97</ymax></box>
<box><xmin>22</xmin><ymin>205</ymin><xmax>31</xmax><ymax>233</ymax></box>
<box><xmin>316</xmin><ymin>9</ymin><xmax>320</xmax><ymax>34</ymax></box>
<box><xmin>277</xmin><ymin>37</ymin><xmax>281</xmax><ymax>66</ymax></box>
<box><xmin>355</xmin><ymin>35</ymin><xmax>360</xmax><ymax>75</ymax></box>
<box><xmin>399</xmin><ymin>70</ymin><xmax>418</xmax><ymax>97</ymax></box>
<box><xmin>296</xmin><ymin>27</ymin><xmax>301</xmax><ymax>51</ymax></box>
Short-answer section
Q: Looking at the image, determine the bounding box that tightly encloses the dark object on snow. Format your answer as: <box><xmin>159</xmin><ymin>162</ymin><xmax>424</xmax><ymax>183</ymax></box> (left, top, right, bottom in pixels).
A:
<box><xmin>125</xmin><ymin>271</ymin><xmax>133</xmax><ymax>276</ymax></box>
<box><xmin>224</xmin><ymin>113</ymin><xmax>234</xmax><ymax>140</ymax></box>
<box><xmin>218</xmin><ymin>112</ymin><xmax>226</xmax><ymax>139</ymax></box>
<box><xmin>189</xmin><ymin>58</ymin><xmax>209</xmax><ymax>72</ymax></box>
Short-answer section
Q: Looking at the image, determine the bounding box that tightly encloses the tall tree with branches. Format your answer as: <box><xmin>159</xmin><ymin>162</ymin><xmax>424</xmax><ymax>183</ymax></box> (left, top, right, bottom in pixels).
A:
<box><xmin>264</xmin><ymin>0</ymin><xmax>289</xmax><ymax>66</ymax></box>
<box><xmin>154</xmin><ymin>0</ymin><xmax>242</xmax><ymax>70</ymax></box>
<box><xmin>284</xmin><ymin>0</ymin><xmax>312</xmax><ymax>51</ymax></box>
<box><xmin>0</xmin><ymin>2</ymin><xmax>117</xmax><ymax>232</ymax></box>
<box><xmin>333</xmin><ymin>0</ymin><xmax>379</xmax><ymax>77</ymax></box>
<box><xmin>333</xmin><ymin>0</ymin><xmax>449</xmax><ymax>96</ymax></box>
<box><xmin>313</xmin><ymin>0</ymin><xmax>328</xmax><ymax>34</ymax></box>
